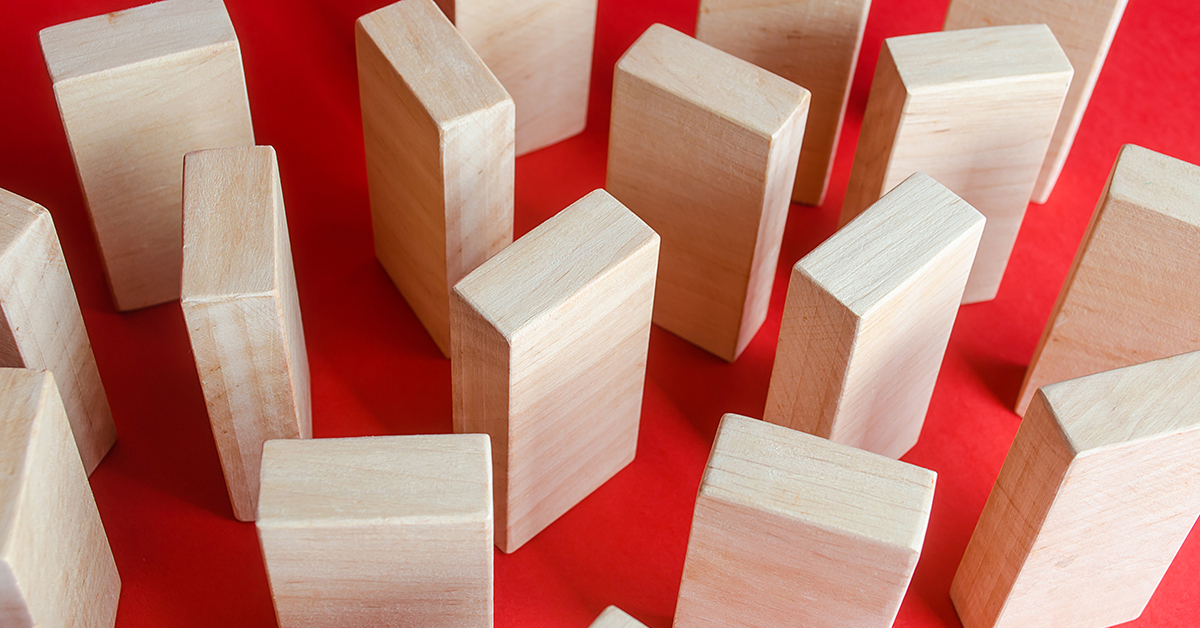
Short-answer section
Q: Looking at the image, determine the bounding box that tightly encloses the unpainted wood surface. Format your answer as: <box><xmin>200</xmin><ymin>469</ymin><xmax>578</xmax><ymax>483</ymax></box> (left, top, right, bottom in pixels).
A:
<box><xmin>589</xmin><ymin>606</ymin><xmax>649</xmax><ymax>628</ymax></box>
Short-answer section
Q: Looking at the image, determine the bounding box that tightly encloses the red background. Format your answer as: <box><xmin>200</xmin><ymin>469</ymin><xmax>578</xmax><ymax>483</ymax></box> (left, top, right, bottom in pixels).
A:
<box><xmin>2</xmin><ymin>0</ymin><xmax>1198</xmax><ymax>626</ymax></box>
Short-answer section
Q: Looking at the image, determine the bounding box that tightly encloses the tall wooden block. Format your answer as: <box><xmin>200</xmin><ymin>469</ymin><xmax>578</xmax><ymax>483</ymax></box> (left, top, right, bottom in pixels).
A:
<box><xmin>356</xmin><ymin>0</ymin><xmax>514</xmax><ymax>357</ymax></box>
<box><xmin>764</xmin><ymin>173</ymin><xmax>984</xmax><ymax>458</ymax></box>
<box><xmin>607</xmin><ymin>24</ymin><xmax>809</xmax><ymax>361</ymax></box>
<box><xmin>0</xmin><ymin>368</ymin><xmax>120</xmax><ymax>628</ymax></box>
<box><xmin>675</xmin><ymin>414</ymin><xmax>936</xmax><ymax>628</ymax></box>
<box><xmin>452</xmin><ymin>189</ymin><xmax>659</xmax><ymax>553</ymax></box>
<box><xmin>952</xmin><ymin>350</ymin><xmax>1200</xmax><ymax>628</ymax></box>
<box><xmin>181</xmin><ymin>146</ymin><xmax>311</xmax><ymax>522</ymax></box>
<box><xmin>590</xmin><ymin>606</ymin><xmax>648</xmax><ymax>628</ymax></box>
<box><xmin>39</xmin><ymin>0</ymin><xmax>255</xmax><ymax>311</ymax></box>
<box><xmin>257</xmin><ymin>434</ymin><xmax>493</xmax><ymax>628</ymax></box>
<box><xmin>841</xmin><ymin>25</ymin><xmax>1072</xmax><ymax>303</ymax></box>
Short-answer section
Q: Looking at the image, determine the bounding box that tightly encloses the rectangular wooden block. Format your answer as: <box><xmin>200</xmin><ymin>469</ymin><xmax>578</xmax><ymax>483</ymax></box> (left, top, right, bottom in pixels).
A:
<box><xmin>451</xmin><ymin>189</ymin><xmax>659</xmax><ymax>553</ymax></box>
<box><xmin>39</xmin><ymin>0</ymin><xmax>255</xmax><ymax>311</ymax></box>
<box><xmin>607</xmin><ymin>24</ymin><xmax>809</xmax><ymax>361</ymax></box>
<box><xmin>764</xmin><ymin>173</ymin><xmax>984</xmax><ymax>458</ymax></box>
<box><xmin>590</xmin><ymin>606</ymin><xmax>648</xmax><ymax>628</ymax></box>
<box><xmin>356</xmin><ymin>0</ymin><xmax>514</xmax><ymax>357</ymax></box>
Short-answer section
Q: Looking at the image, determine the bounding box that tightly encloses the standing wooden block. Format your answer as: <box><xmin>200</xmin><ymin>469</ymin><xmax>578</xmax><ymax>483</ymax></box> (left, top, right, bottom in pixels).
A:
<box><xmin>39</xmin><ymin>0</ymin><xmax>255</xmax><ymax>311</ymax></box>
<box><xmin>0</xmin><ymin>368</ymin><xmax>120</xmax><ymax>628</ymax></box>
<box><xmin>607</xmin><ymin>24</ymin><xmax>809</xmax><ymax>361</ymax></box>
<box><xmin>257</xmin><ymin>434</ymin><xmax>493</xmax><ymax>628</ymax></box>
<box><xmin>841</xmin><ymin>25</ymin><xmax>1072</xmax><ymax>303</ymax></box>
<box><xmin>675</xmin><ymin>414</ymin><xmax>936</xmax><ymax>628</ymax></box>
<box><xmin>356</xmin><ymin>0</ymin><xmax>514</xmax><ymax>357</ymax></box>
<box><xmin>181</xmin><ymin>146</ymin><xmax>310</xmax><ymax>522</ymax></box>
<box><xmin>452</xmin><ymin>189</ymin><xmax>659</xmax><ymax>553</ymax></box>
<box><xmin>764</xmin><ymin>173</ymin><xmax>984</xmax><ymax>458</ymax></box>
<box><xmin>590</xmin><ymin>606</ymin><xmax>648</xmax><ymax>628</ymax></box>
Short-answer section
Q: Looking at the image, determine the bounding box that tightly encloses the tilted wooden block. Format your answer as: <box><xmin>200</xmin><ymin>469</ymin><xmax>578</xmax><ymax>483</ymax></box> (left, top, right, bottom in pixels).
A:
<box><xmin>356</xmin><ymin>0</ymin><xmax>514</xmax><ymax>357</ymax></box>
<box><xmin>589</xmin><ymin>606</ymin><xmax>648</xmax><ymax>628</ymax></box>
<box><xmin>452</xmin><ymin>189</ymin><xmax>659</xmax><ymax>553</ymax></box>
<box><xmin>764</xmin><ymin>173</ymin><xmax>984</xmax><ymax>458</ymax></box>
<box><xmin>257</xmin><ymin>434</ymin><xmax>493</xmax><ymax>628</ymax></box>
<box><xmin>607</xmin><ymin>24</ymin><xmax>809</xmax><ymax>362</ymax></box>
<box><xmin>39</xmin><ymin>0</ymin><xmax>254</xmax><ymax>311</ymax></box>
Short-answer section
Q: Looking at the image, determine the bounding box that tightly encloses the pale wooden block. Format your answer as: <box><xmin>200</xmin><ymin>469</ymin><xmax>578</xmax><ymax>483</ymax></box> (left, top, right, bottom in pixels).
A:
<box><xmin>675</xmin><ymin>414</ymin><xmax>936</xmax><ymax>628</ymax></box>
<box><xmin>39</xmin><ymin>0</ymin><xmax>254</xmax><ymax>311</ymax></box>
<box><xmin>356</xmin><ymin>0</ymin><xmax>514</xmax><ymax>357</ymax></box>
<box><xmin>952</xmin><ymin>350</ymin><xmax>1200</xmax><ymax>628</ymax></box>
<box><xmin>607</xmin><ymin>24</ymin><xmax>809</xmax><ymax>361</ymax></box>
<box><xmin>452</xmin><ymin>189</ymin><xmax>659</xmax><ymax>553</ymax></box>
<box><xmin>257</xmin><ymin>434</ymin><xmax>493</xmax><ymax>628</ymax></box>
<box><xmin>0</xmin><ymin>368</ymin><xmax>120</xmax><ymax>628</ymax></box>
<box><xmin>589</xmin><ymin>606</ymin><xmax>648</xmax><ymax>628</ymax></box>
<box><xmin>841</xmin><ymin>25</ymin><xmax>1072</xmax><ymax>303</ymax></box>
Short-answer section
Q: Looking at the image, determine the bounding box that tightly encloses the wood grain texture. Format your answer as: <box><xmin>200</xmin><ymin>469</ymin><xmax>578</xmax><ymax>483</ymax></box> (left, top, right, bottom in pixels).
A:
<box><xmin>589</xmin><ymin>606</ymin><xmax>648</xmax><ymax>628</ymax></box>
<box><xmin>607</xmin><ymin>24</ymin><xmax>809</xmax><ymax>361</ymax></box>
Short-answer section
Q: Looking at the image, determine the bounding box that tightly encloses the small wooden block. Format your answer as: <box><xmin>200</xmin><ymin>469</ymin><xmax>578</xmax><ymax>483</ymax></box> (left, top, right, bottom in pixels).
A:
<box><xmin>952</xmin><ymin>350</ymin><xmax>1200</xmax><ymax>628</ymax></box>
<box><xmin>356</xmin><ymin>0</ymin><xmax>514</xmax><ymax>357</ymax></box>
<box><xmin>841</xmin><ymin>25</ymin><xmax>1072</xmax><ymax>303</ymax></box>
<box><xmin>674</xmin><ymin>414</ymin><xmax>936</xmax><ymax>628</ymax></box>
<box><xmin>39</xmin><ymin>0</ymin><xmax>255</xmax><ymax>311</ymax></box>
<box><xmin>607</xmin><ymin>24</ymin><xmax>810</xmax><ymax>362</ymax></box>
<box><xmin>764</xmin><ymin>173</ymin><xmax>984</xmax><ymax>458</ymax></box>
<box><xmin>257</xmin><ymin>434</ymin><xmax>494</xmax><ymax>628</ymax></box>
<box><xmin>589</xmin><ymin>606</ymin><xmax>648</xmax><ymax>628</ymax></box>
<box><xmin>0</xmin><ymin>368</ymin><xmax>120</xmax><ymax>628</ymax></box>
<box><xmin>452</xmin><ymin>189</ymin><xmax>659</xmax><ymax>553</ymax></box>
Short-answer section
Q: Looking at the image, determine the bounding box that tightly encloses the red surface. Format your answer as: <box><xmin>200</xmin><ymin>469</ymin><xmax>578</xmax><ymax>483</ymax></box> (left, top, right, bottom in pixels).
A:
<box><xmin>2</xmin><ymin>0</ymin><xmax>1199</xmax><ymax>626</ymax></box>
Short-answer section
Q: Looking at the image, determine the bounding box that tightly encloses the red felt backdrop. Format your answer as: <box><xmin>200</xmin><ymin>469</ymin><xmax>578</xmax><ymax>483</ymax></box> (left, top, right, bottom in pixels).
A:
<box><xmin>2</xmin><ymin>0</ymin><xmax>1198</xmax><ymax>626</ymax></box>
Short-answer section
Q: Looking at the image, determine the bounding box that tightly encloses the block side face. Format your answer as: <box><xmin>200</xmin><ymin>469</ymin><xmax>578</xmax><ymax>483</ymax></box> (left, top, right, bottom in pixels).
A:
<box><xmin>887</xmin><ymin>25</ymin><xmax>1073</xmax><ymax>89</ymax></box>
<box><xmin>1106</xmin><ymin>145</ymin><xmax>1200</xmax><ymax>228</ymax></box>
<box><xmin>0</xmin><ymin>370</ymin><xmax>51</xmax><ymax>542</ymax></box>
<box><xmin>0</xmin><ymin>562</ymin><xmax>33</xmax><ymax>628</ymax></box>
<box><xmin>272</xmin><ymin>175</ymin><xmax>312</xmax><ymax>443</ymax></box>
<box><xmin>840</xmin><ymin>46</ymin><xmax>908</xmax><ymax>222</ymax></box>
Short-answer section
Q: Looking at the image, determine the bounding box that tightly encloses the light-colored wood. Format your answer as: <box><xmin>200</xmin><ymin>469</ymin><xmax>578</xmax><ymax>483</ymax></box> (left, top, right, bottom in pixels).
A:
<box><xmin>356</xmin><ymin>0</ymin><xmax>514</xmax><ymax>357</ymax></box>
<box><xmin>607</xmin><ymin>24</ymin><xmax>809</xmax><ymax>361</ymax></box>
<box><xmin>674</xmin><ymin>414</ymin><xmax>936</xmax><ymax>628</ymax></box>
<box><xmin>764</xmin><ymin>173</ymin><xmax>984</xmax><ymax>458</ymax></box>
<box><xmin>841</xmin><ymin>25</ymin><xmax>1072</xmax><ymax>304</ymax></box>
<box><xmin>696</xmin><ymin>0</ymin><xmax>871</xmax><ymax>206</ymax></box>
<box><xmin>180</xmin><ymin>146</ymin><xmax>311</xmax><ymax>522</ymax></box>
<box><xmin>589</xmin><ymin>606</ymin><xmax>648</xmax><ymax>628</ymax></box>
<box><xmin>452</xmin><ymin>189</ymin><xmax>659</xmax><ymax>553</ymax></box>
<box><xmin>257</xmin><ymin>434</ymin><xmax>493</xmax><ymax>628</ymax></box>
<box><xmin>952</xmin><ymin>350</ymin><xmax>1200</xmax><ymax>628</ymax></box>
<box><xmin>39</xmin><ymin>0</ymin><xmax>254</xmax><ymax>311</ymax></box>
<box><xmin>0</xmin><ymin>368</ymin><xmax>120</xmax><ymax>628</ymax></box>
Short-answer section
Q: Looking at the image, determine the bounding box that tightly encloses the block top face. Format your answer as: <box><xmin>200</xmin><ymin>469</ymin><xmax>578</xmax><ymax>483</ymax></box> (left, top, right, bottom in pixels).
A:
<box><xmin>589</xmin><ymin>606</ymin><xmax>648</xmax><ymax>628</ymax></box>
<box><xmin>885</xmin><ymin>24</ymin><xmax>1072</xmax><ymax>92</ymax></box>
<box><xmin>1106</xmin><ymin>145</ymin><xmax>1200</xmax><ymax>228</ymax></box>
<box><xmin>0</xmin><ymin>369</ymin><xmax>56</xmax><ymax>548</ymax></box>
<box><xmin>0</xmin><ymin>188</ymin><xmax>48</xmax><ymax>258</ymax></box>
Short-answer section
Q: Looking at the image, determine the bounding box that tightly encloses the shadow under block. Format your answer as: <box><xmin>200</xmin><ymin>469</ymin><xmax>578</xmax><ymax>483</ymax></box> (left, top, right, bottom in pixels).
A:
<box><xmin>764</xmin><ymin>174</ymin><xmax>984</xmax><ymax>458</ymax></box>
<box><xmin>675</xmin><ymin>414</ymin><xmax>935</xmax><ymax>628</ymax></box>
<box><xmin>590</xmin><ymin>606</ymin><xmax>649</xmax><ymax>628</ymax></box>
<box><xmin>841</xmin><ymin>25</ymin><xmax>1072</xmax><ymax>304</ymax></box>
<box><xmin>451</xmin><ymin>189</ymin><xmax>659</xmax><ymax>553</ymax></box>
<box><xmin>0</xmin><ymin>369</ymin><xmax>120</xmax><ymax>628</ymax></box>
<box><xmin>695</xmin><ymin>0</ymin><xmax>871</xmax><ymax>206</ymax></box>
<box><xmin>607</xmin><ymin>24</ymin><xmax>809</xmax><ymax>362</ymax></box>
<box><xmin>356</xmin><ymin>0</ymin><xmax>514</xmax><ymax>357</ymax></box>
<box><xmin>38</xmin><ymin>0</ymin><xmax>254</xmax><ymax>311</ymax></box>
<box><xmin>951</xmin><ymin>351</ymin><xmax>1200</xmax><ymax>628</ymax></box>
<box><xmin>257</xmin><ymin>434</ymin><xmax>493</xmax><ymax>628</ymax></box>
<box><xmin>181</xmin><ymin>147</ymin><xmax>311</xmax><ymax>522</ymax></box>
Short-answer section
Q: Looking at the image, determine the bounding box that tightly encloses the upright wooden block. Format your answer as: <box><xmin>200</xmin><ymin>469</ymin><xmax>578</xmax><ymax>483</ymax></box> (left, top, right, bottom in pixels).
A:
<box><xmin>452</xmin><ymin>189</ymin><xmax>659</xmax><ymax>553</ymax></box>
<box><xmin>952</xmin><ymin>350</ymin><xmax>1200</xmax><ymax>628</ymax></box>
<box><xmin>841</xmin><ymin>25</ymin><xmax>1072</xmax><ymax>303</ymax></box>
<box><xmin>0</xmin><ymin>368</ymin><xmax>120</xmax><ymax>628</ymax></box>
<box><xmin>39</xmin><ymin>0</ymin><xmax>255</xmax><ymax>311</ymax></box>
<box><xmin>675</xmin><ymin>414</ymin><xmax>936</xmax><ymax>628</ymax></box>
<box><xmin>590</xmin><ymin>606</ymin><xmax>648</xmax><ymax>628</ymax></box>
<box><xmin>607</xmin><ymin>25</ymin><xmax>809</xmax><ymax>361</ymax></box>
<box><xmin>764</xmin><ymin>174</ymin><xmax>984</xmax><ymax>458</ymax></box>
<box><xmin>257</xmin><ymin>434</ymin><xmax>493</xmax><ymax>628</ymax></box>
<box><xmin>356</xmin><ymin>0</ymin><xmax>514</xmax><ymax>357</ymax></box>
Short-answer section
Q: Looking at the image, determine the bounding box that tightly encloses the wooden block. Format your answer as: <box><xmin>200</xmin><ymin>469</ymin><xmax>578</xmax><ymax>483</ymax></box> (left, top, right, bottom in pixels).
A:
<box><xmin>764</xmin><ymin>173</ymin><xmax>984</xmax><ymax>458</ymax></box>
<box><xmin>451</xmin><ymin>189</ymin><xmax>659</xmax><ymax>553</ymax></box>
<box><xmin>589</xmin><ymin>606</ymin><xmax>648</xmax><ymax>628</ymax></box>
<box><xmin>356</xmin><ymin>0</ymin><xmax>514</xmax><ymax>357</ymax></box>
<box><xmin>39</xmin><ymin>0</ymin><xmax>254</xmax><ymax>311</ymax></box>
<box><xmin>951</xmin><ymin>350</ymin><xmax>1200</xmax><ymax>628</ymax></box>
<box><xmin>0</xmin><ymin>368</ymin><xmax>120</xmax><ymax>628</ymax></box>
<box><xmin>696</xmin><ymin>0</ymin><xmax>871</xmax><ymax>206</ymax></box>
<box><xmin>257</xmin><ymin>434</ymin><xmax>493</xmax><ymax>628</ymax></box>
<box><xmin>841</xmin><ymin>25</ymin><xmax>1072</xmax><ymax>304</ymax></box>
<box><xmin>607</xmin><ymin>25</ymin><xmax>809</xmax><ymax>361</ymax></box>
<box><xmin>675</xmin><ymin>414</ymin><xmax>936</xmax><ymax>628</ymax></box>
